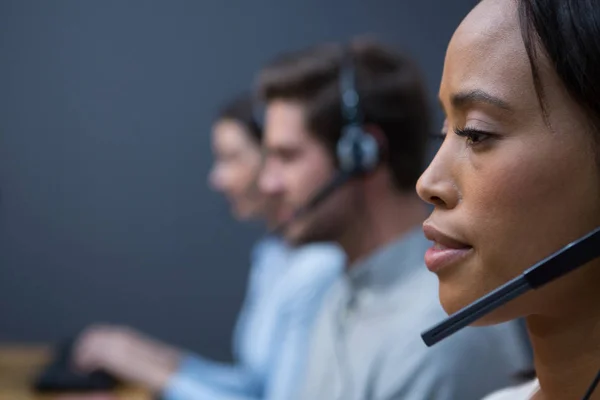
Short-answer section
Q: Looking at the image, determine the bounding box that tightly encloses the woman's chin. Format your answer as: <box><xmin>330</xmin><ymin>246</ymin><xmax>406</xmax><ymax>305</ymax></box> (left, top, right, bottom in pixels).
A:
<box><xmin>439</xmin><ymin>284</ymin><xmax>523</xmax><ymax>326</ymax></box>
<box><xmin>438</xmin><ymin>290</ymin><xmax>470</xmax><ymax>317</ymax></box>
<box><xmin>231</xmin><ymin>203</ymin><xmax>255</xmax><ymax>221</ymax></box>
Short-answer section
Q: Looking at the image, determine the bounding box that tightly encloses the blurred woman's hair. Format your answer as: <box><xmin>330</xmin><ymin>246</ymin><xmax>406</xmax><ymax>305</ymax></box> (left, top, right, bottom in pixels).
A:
<box><xmin>216</xmin><ymin>92</ymin><xmax>263</xmax><ymax>143</ymax></box>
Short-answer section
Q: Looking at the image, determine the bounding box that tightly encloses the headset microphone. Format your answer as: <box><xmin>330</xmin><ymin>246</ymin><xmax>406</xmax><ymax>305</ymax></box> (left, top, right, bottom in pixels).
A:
<box><xmin>272</xmin><ymin>170</ymin><xmax>353</xmax><ymax>236</ymax></box>
<box><xmin>270</xmin><ymin>47</ymin><xmax>380</xmax><ymax>236</ymax></box>
<box><xmin>421</xmin><ymin>225</ymin><xmax>600</xmax><ymax>346</ymax></box>
<box><xmin>422</xmin><ymin>226</ymin><xmax>600</xmax><ymax>399</ymax></box>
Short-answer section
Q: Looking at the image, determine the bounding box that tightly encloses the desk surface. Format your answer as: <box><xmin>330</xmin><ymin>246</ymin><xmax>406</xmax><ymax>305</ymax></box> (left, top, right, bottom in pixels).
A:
<box><xmin>0</xmin><ymin>345</ymin><xmax>151</xmax><ymax>400</ymax></box>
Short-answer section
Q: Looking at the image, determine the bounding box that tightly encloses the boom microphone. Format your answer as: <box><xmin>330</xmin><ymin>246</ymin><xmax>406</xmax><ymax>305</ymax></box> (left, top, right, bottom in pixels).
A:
<box><xmin>272</xmin><ymin>170</ymin><xmax>353</xmax><ymax>236</ymax></box>
<box><xmin>421</xmin><ymin>225</ymin><xmax>600</xmax><ymax>347</ymax></box>
<box><xmin>269</xmin><ymin>47</ymin><xmax>379</xmax><ymax>238</ymax></box>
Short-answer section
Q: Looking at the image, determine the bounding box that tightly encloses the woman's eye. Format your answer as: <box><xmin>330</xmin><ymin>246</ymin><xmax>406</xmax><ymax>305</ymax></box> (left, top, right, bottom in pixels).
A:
<box><xmin>454</xmin><ymin>127</ymin><xmax>491</xmax><ymax>147</ymax></box>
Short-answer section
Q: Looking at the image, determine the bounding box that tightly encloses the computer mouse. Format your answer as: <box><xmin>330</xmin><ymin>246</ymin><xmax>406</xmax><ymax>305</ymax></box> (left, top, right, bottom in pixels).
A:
<box><xmin>33</xmin><ymin>337</ymin><xmax>119</xmax><ymax>392</ymax></box>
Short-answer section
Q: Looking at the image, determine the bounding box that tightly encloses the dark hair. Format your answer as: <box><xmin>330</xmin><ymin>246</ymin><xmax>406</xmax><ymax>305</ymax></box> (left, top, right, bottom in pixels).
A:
<box><xmin>513</xmin><ymin>1</ymin><xmax>600</xmax><ymax>382</ymax></box>
<box><xmin>257</xmin><ymin>38</ymin><xmax>431</xmax><ymax>191</ymax></box>
<box><xmin>216</xmin><ymin>92</ymin><xmax>263</xmax><ymax>143</ymax></box>
<box><xmin>518</xmin><ymin>0</ymin><xmax>600</xmax><ymax>138</ymax></box>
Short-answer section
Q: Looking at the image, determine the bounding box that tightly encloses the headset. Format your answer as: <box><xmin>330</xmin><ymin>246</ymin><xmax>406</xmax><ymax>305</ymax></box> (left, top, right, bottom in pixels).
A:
<box><xmin>271</xmin><ymin>47</ymin><xmax>381</xmax><ymax>235</ymax></box>
<box><xmin>336</xmin><ymin>49</ymin><xmax>379</xmax><ymax>175</ymax></box>
<box><xmin>421</xmin><ymin>225</ymin><xmax>600</xmax><ymax>399</ymax></box>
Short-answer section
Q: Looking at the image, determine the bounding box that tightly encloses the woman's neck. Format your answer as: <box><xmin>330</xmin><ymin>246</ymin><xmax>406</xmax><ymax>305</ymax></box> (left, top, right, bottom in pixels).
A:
<box><xmin>527</xmin><ymin>278</ymin><xmax>600</xmax><ymax>400</ymax></box>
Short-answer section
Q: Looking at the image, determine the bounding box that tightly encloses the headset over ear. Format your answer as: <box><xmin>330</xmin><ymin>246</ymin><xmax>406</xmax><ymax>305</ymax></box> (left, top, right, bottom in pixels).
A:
<box><xmin>336</xmin><ymin>49</ymin><xmax>380</xmax><ymax>175</ymax></box>
<box><xmin>270</xmin><ymin>46</ymin><xmax>383</xmax><ymax>235</ymax></box>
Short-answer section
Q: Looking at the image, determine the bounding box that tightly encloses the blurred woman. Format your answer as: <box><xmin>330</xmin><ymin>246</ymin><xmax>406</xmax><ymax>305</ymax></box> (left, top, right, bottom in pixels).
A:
<box><xmin>73</xmin><ymin>92</ymin><xmax>344</xmax><ymax>400</ymax></box>
<box><xmin>209</xmin><ymin>93</ymin><xmax>267</xmax><ymax>222</ymax></box>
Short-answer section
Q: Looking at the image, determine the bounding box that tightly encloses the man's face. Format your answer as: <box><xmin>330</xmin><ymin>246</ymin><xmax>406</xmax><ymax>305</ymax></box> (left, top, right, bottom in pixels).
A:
<box><xmin>260</xmin><ymin>100</ymin><xmax>355</xmax><ymax>245</ymax></box>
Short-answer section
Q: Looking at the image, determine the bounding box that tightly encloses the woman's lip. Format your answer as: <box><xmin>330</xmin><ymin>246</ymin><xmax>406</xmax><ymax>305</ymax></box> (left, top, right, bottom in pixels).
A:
<box><xmin>424</xmin><ymin>245</ymin><xmax>473</xmax><ymax>273</ymax></box>
<box><xmin>422</xmin><ymin>223</ymin><xmax>472</xmax><ymax>249</ymax></box>
<box><xmin>422</xmin><ymin>223</ymin><xmax>473</xmax><ymax>272</ymax></box>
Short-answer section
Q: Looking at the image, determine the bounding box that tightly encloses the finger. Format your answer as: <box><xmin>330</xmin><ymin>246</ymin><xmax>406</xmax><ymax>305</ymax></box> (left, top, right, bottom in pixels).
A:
<box><xmin>73</xmin><ymin>329</ymin><xmax>111</xmax><ymax>371</ymax></box>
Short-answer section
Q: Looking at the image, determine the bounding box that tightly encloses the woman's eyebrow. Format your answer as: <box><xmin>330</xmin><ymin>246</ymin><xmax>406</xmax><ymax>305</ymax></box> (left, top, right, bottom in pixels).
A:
<box><xmin>451</xmin><ymin>89</ymin><xmax>513</xmax><ymax>112</ymax></box>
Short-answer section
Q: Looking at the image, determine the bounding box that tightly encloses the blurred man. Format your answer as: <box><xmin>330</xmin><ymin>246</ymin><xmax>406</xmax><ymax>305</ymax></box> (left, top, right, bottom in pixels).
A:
<box><xmin>258</xmin><ymin>39</ymin><xmax>532</xmax><ymax>400</ymax></box>
<box><xmin>71</xmin><ymin>93</ymin><xmax>344</xmax><ymax>399</ymax></box>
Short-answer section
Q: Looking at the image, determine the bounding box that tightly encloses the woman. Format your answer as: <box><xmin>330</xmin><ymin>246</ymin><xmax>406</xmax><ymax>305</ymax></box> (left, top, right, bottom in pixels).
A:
<box><xmin>169</xmin><ymin>93</ymin><xmax>344</xmax><ymax>400</ymax></box>
<box><xmin>416</xmin><ymin>0</ymin><xmax>600</xmax><ymax>399</ymax></box>
<box><xmin>209</xmin><ymin>93</ymin><xmax>267</xmax><ymax>222</ymax></box>
<box><xmin>74</xmin><ymin>93</ymin><xmax>344</xmax><ymax>400</ymax></box>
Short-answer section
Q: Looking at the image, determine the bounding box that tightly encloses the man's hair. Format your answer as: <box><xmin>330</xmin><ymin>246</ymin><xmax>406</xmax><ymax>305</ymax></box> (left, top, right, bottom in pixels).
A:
<box><xmin>257</xmin><ymin>38</ymin><xmax>431</xmax><ymax>191</ymax></box>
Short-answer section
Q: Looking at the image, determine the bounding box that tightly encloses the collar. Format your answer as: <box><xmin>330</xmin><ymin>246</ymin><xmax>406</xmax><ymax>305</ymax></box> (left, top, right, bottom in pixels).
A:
<box><xmin>337</xmin><ymin>227</ymin><xmax>431</xmax><ymax>315</ymax></box>
<box><xmin>347</xmin><ymin>226</ymin><xmax>429</xmax><ymax>289</ymax></box>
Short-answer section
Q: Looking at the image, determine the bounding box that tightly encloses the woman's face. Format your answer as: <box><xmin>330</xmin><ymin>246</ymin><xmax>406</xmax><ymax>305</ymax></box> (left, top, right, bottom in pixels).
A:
<box><xmin>209</xmin><ymin>119</ymin><xmax>264</xmax><ymax>221</ymax></box>
<box><xmin>417</xmin><ymin>0</ymin><xmax>600</xmax><ymax>323</ymax></box>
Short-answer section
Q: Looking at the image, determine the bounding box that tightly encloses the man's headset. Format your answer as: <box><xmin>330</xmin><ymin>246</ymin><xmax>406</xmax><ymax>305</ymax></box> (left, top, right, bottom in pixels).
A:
<box><xmin>271</xmin><ymin>48</ymin><xmax>381</xmax><ymax>235</ymax></box>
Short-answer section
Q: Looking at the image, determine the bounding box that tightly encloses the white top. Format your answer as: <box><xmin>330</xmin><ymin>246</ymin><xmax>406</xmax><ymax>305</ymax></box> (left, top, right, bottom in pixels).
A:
<box><xmin>483</xmin><ymin>379</ymin><xmax>540</xmax><ymax>400</ymax></box>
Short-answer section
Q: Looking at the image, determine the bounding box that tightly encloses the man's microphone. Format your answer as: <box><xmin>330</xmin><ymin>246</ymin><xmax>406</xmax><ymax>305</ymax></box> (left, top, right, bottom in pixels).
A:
<box><xmin>269</xmin><ymin>123</ymin><xmax>379</xmax><ymax>237</ymax></box>
<box><xmin>270</xmin><ymin>49</ymin><xmax>379</xmax><ymax>237</ymax></box>
<box><xmin>421</xmin><ymin>225</ymin><xmax>600</xmax><ymax>347</ymax></box>
<box><xmin>271</xmin><ymin>170</ymin><xmax>354</xmax><ymax>236</ymax></box>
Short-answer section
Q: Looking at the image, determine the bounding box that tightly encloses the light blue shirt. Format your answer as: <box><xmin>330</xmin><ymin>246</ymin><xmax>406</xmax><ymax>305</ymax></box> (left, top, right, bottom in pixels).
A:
<box><xmin>162</xmin><ymin>236</ymin><xmax>345</xmax><ymax>400</ymax></box>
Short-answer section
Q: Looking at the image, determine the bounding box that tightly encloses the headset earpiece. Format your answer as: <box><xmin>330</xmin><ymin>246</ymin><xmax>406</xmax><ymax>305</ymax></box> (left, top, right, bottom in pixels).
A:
<box><xmin>337</xmin><ymin>48</ymin><xmax>381</xmax><ymax>175</ymax></box>
<box><xmin>270</xmin><ymin>45</ymin><xmax>382</xmax><ymax>235</ymax></box>
<box><xmin>336</xmin><ymin>124</ymin><xmax>379</xmax><ymax>173</ymax></box>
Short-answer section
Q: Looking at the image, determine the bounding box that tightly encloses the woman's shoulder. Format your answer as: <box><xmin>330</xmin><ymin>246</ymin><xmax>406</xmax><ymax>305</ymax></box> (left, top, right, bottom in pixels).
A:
<box><xmin>482</xmin><ymin>379</ymin><xmax>539</xmax><ymax>400</ymax></box>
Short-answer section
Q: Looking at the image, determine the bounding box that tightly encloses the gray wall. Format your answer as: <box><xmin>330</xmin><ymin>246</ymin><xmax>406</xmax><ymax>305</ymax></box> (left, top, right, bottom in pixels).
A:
<box><xmin>0</xmin><ymin>0</ymin><xmax>475</xmax><ymax>361</ymax></box>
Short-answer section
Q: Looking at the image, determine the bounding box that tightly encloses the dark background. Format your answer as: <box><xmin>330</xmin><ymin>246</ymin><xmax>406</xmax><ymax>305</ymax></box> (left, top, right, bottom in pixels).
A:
<box><xmin>0</xmin><ymin>0</ymin><xmax>475</xmax><ymax>361</ymax></box>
